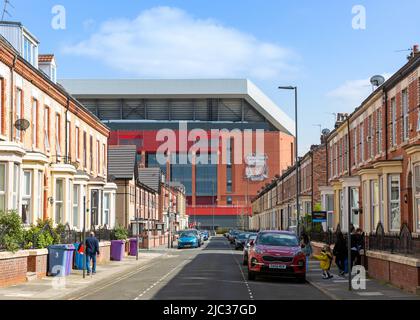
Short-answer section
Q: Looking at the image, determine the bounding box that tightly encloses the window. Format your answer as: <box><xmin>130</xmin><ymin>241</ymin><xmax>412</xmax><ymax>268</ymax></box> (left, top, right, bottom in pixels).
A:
<box><xmin>402</xmin><ymin>89</ymin><xmax>409</xmax><ymax>141</ymax></box>
<box><xmin>55</xmin><ymin>179</ymin><xmax>64</xmax><ymax>224</ymax></box>
<box><xmin>66</xmin><ymin>120</ymin><xmax>71</xmax><ymax>158</ymax></box>
<box><xmin>83</xmin><ymin>131</ymin><xmax>87</xmax><ymax>168</ymax></box>
<box><xmin>103</xmin><ymin>193</ymin><xmax>110</xmax><ymax>226</ymax></box>
<box><xmin>371</xmin><ymin>180</ymin><xmax>380</xmax><ymax>231</ymax></box>
<box><xmin>44</xmin><ymin>107</ymin><xmax>50</xmax><ymax>151</ymax></box>
<box><xmin>37</xmin><ymin>171</ymin><xmax>43</xmax><ymax>221</ymax></box>
<box><xmin>377</xmin><ymin>109</ymin><xmax>382</xmax><ymax>154</ymax></box>
<box><xmin>360</xmin><ymin>124</ymin><xmax>364</xmax><ymax>162</ymax></box>
<box><xmin>55</xmin><ymin>114</ymin><xmax>61</xmax><ymax>156</ymax></box>
<box><xmin>23</xmin><ymin>36</ymin><xmax>36</xmax><ymax>65</ymax></box>
<box><xmin>350</xmin><ymin>187</ymin><xmax>359</xmax><ymax>228</ymax></box>
<box><xmin>32</xmin><ymin>99</ymin><xmax>38</xmax><ymax>147</ymax></box>
<box><xmin>103</xmin><ymin>143</ymin><xmax>107</xmax><ymax>176</ymax></box>
<box><xmin>12</xmin><ymin>164</ymin><xmax>19</xmax><ymax>210</ymax></box>
<box><xmin>391</xmin><ymin>98</ymin><xmax>397</xmax><ymax>147</ymax></box>
<box><xmin>22</xmin><ymin>171</ymin><xmax>32</xmax><ymax>225</ymax></box>
<box><xmin>388</xmin><ymin>175</ymin><xmax>400</xmax><ymax>231</ymax></box>
<box><xmin>343</xmin><ymin>135</ymin><xmax>348</xmax><ymax>172</ymax></box>
<box><xmin>97</xmin><ymin>139</ymin><xmax>100</xmax><ymax>174</ymax></box>
<box><xmin>368</xmin><ymin>115</ymin><xmax>373</xmax><ymax>158</ymax></box>
<box><xmin>75</xmin><ymin>127</ymin><xmax>79</xmax><ymax>160</ymax></box>
<box><xmin>0</xmin><ymin>164</ymin><xmax>5</xmax><ymax>212</ymax></box>
<box><xmin>16</xmin><ymin>88</ymin><xmax>22</xmax><ymax>141</ymax></box>
<box><xmin>73</xmin><ymin>184</ymin><xmax>79</xmax><ymax>228</ymax></box>
<box><xmin>0</xmin><ymin>78</ymin><xmax>4</xmax><ymax>134</ymax></box>
<box><xmin>414</xmin><ymin>166</ymin><xmax>420</xmax><ymax>231</ymax></box>
<box><xmin>353</xmin><ymin>129</ymin><xmax>357</xmax><ymax>166</ymax></box>
<box><xmin>90</xmin><ymin>135</ymin><xmax>93</xmax><ymax>172</ymax></box>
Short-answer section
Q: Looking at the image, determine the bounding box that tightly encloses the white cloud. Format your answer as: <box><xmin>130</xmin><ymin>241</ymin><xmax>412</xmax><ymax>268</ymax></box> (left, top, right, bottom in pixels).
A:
<box><xmin>326</xmin><ymin>73</ymin><xmax>392</xmax><ymax>110</ymax></box>
<box><xmin>62</xmin><ymin>6</ymin><xmax>299</xmax><ymax>79</ymax></box>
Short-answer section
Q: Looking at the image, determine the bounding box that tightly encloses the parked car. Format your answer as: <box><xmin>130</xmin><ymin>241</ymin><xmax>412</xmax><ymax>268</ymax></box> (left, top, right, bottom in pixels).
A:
<box><xmin>183</xmin><ymin>229</ymin><xmax>202</xmax><ymax>247</ymax></box>
<box><xmin>235</xmin><ymin>232</ymin><xmax>251</xmax><ymax>250</ymax></box>
<box><xmin>228</xmin><ymin>230</ymin><xmax>240</xmax><ymax>243</ymax></box>
<box><xmin>247</xmin><ymin>231</ymin><xmax>306</xmax><ymax>282</ymax></box>
<box><xmin>243</xmin><ymin>234</ymin><xmax>258</xmax><ymax>265</ymax></box>
<box><xmin>201</xmin><ymin>230</ymin><xmax>209</xmax><ymax>241</ymax></box>
<box><xmin>197</xmin><ymin>231</ymin><xmax>205</xmax><ymax>245</ymax></box>
<box><xmin>178</xmin><ymin>231</ymin><xmax>200</xmax><ymax>249</ymax></box>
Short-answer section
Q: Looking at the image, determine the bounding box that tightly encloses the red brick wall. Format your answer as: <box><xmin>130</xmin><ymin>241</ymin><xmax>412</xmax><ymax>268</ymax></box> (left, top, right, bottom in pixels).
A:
<box><xmin>27</xmin><ymin>254</ymin><xmax>48</xmax><ymax>279</ymax></box>
<box><xmin>0</xmin><ymin>257</ymin><xmax>28</xmax><ymax>288</ymax></box>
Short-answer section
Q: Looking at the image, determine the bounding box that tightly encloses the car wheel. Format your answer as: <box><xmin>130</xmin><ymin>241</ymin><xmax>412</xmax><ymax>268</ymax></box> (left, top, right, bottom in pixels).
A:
<box><xmin>248</xmin><ymin>270</ymin><xmax>256</xmax><ymax>281</ymax></box>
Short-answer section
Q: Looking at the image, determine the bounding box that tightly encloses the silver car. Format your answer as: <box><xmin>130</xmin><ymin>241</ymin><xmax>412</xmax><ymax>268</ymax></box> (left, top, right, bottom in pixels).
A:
<box><xmin>242</xmin><ymin>234</ymin><xmax>257</xmax><ymax>265</ymax></box>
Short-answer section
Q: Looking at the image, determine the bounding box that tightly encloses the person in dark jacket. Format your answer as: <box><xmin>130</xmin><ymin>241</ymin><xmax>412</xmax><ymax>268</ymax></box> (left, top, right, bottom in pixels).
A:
<box><xmin>85</xmin><ymin>232</ymin><xmax>100</xmax><ymax>275</ymax></box>
<box><xmin>351</xmin><ymin>228</ymin><xmax>364</xmax><ymax>267</ymax></box>
<box><xmin>333</xmin><ymin>231</ymin><xmax>347</xmax><ymax>276</ymax></box>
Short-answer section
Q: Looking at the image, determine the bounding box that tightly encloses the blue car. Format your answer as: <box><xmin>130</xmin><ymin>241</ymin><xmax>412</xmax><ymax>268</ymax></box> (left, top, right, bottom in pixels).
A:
<box><xmin>178</xmin><ymin>231</ymin><xmax>200</xmax><ymax>249</ymax></box>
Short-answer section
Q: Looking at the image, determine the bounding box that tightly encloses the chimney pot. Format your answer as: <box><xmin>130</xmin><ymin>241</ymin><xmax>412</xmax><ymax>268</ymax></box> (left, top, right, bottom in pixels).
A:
<box><xmin>414</xmin><ymin>44</ymin><xmax>419</xmax><ymax>54</ymax></box>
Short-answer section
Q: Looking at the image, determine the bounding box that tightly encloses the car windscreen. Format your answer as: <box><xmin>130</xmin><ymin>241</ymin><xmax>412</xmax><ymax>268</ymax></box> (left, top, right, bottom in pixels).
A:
<box><xmin>180</xmin><ymin>232</ymin><xmax>196</xmax><ymax>238</ymax></box>
<box><xmin>238</xmin><ymin>233</ymin><xmax>248</xmax><ymax>239</ymax></box>
<box><xmin>256</xmin><ymin>233</ymin><xmax>299</xmax><ymax>247</ymax></box>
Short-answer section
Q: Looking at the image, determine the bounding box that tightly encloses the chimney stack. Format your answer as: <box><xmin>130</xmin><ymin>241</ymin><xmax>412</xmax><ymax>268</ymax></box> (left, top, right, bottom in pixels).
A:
<box><xmin>414</xmin><ymin>44</ymin><xmax>419</xmax><ymax>55</ymax></box>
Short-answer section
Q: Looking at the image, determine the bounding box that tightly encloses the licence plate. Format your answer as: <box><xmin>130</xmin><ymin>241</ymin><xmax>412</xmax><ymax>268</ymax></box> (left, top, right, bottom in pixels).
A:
<box><xmin>184</xmin><ymin>245</ymin><xmax>191</xmax><ymax>248</ymax></box>
<box><xmin>269</xmin><ymin>264</ymin><xmax>287</xmax><ymax>270</ymax></box>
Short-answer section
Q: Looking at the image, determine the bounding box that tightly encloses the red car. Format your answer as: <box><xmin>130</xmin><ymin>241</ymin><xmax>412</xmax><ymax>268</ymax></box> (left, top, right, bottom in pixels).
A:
<box><xmin>247</xmin><ymin>230</ymin><xmax>306</xmax><ymax>282</ymax></box>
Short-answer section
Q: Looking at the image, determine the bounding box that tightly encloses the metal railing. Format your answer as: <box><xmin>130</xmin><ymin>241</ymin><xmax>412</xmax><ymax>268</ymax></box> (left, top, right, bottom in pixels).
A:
<box><xmin>366</xmin><ymin>223</ymin><xmax>420</xmax><ymax>257</ymax></box>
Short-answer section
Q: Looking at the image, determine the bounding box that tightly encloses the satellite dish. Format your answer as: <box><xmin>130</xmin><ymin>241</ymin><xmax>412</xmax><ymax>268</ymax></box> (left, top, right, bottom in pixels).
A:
<box><xmin>322</xmin><ymin>128</ymin><xmax>331</xmax><ymax>136</ymax></box>
<box><xmin>14</xmin><ymin>119</ymin><xmax>30</xmax><ymax>131</ymax></box>
<box><xmin>370</xmin><ymin>75</ymin><xmax>385</xmax><ymax>88</ymax></box>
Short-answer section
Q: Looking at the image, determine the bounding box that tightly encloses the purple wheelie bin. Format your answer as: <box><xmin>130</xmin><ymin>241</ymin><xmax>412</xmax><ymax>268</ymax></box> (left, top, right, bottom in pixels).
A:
<box><xmin>129</xmin><ymin>238</ymin><xmax>138</xmax><ymax>256</ymax></box>
<box><xmin>111</xmin><ymin>240</ymin><xmax>125</xmax><ymax>261</ymax></box>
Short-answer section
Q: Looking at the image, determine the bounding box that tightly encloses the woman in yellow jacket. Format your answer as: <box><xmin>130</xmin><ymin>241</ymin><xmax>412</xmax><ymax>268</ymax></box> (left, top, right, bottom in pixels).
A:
<box><xmin>313</xmin><ymin>245</ymin><xmax>334</xmax><ymax>279</ymax></box>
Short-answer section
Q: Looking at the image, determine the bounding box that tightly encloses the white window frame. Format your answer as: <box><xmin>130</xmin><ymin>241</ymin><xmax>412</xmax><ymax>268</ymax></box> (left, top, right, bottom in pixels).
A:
<box><xmin>388</xmin><ymin>174</ymin><xmax>401</xmax><ymax>232</ymax></box>
<box><xmin>353</xmin><ymin>129</ymin><xmax>358</xmax><ymax>166</ymax></box>
<box><xmin>55</xmin><ymin>114</ymin><xmax>61</xmax><ymax>156</ymax></box>
<box><xmin>103</xmin><ymin>192</ymin><xmax>110</xmax><ymax>226</ymax></box>
<box><xmin>12</xmin><ymin>163</ymin><xmax>19</xmax><ymax>210</ymax></box>
<box><xmin>370</xmin><ymin>180</ymin><xmax>380</xmax><ymax>232</ymax></box>
<box><xmin>0</xmin><ymin>163</ymin><xmax>6</xmax><ymax>212</ymax></box>
<box><xmin>22</xmin><ymin>170</ymin><xmax>32</xmax><ymax>225</ymax></box>
<box><xmin>73</xmin><ymin>184</ymin><xmax>80</xmax><ymax>228</ymax></box>
<box><xmin>37</xmin><ymin>171</ymin><xmax>43</xmax><ymax>221</ymax></box>
<box><xmin>55</xmin><ymin>179</ymin><xmax>64</xmax><ymax>224</ymax></box>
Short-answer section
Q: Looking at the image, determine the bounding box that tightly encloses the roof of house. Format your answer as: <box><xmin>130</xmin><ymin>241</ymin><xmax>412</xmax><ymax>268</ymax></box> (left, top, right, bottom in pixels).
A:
<box><xmin>108</xmin><ymin>145</ymin><xmax>137</xmax><ymax>179</ymax></box>
<box><xmin>138</xmin><ymin>167</ymin><xmax>162</xmax><ymax>193</ymax></box>
<box><xmin>38</xmin><ymin>54</ymin><xmax>55</xmax><ymax>63</ymax></box>
<box><xmin>59</xmin><ymin>79</ymin><xmax>295</xmax><ymax>136</ymax></box>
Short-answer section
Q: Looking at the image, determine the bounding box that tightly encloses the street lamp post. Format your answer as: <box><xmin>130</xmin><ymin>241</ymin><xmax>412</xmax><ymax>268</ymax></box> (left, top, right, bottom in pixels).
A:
<box><xmin>278</xmin><ymin>86</ymin><xmax>299</xmax><ymax>235</ymax></box>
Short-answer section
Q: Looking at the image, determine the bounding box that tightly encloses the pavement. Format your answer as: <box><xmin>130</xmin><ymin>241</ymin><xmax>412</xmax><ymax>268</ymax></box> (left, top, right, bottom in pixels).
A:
<box><xmin>0</xmin><ymin>236</ymin><xmax>418</xmax><ymax>300</ymax></box>
<box><xmin>306</xmin><ymin>260</ymin><xmax>420</xmax><ymax>300</ymax></box>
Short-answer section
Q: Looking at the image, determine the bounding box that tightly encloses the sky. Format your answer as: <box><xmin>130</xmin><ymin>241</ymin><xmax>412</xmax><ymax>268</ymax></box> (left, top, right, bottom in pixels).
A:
<box><xmin>4</xmin><ymin>0</ymin><xmax>420</xmax><ymax>155</ymax></box>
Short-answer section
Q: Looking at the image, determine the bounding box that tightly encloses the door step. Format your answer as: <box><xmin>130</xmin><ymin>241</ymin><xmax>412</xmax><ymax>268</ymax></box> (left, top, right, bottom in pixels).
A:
<box><xmin>26</xmin><ymin>272</ymin><xmax>38</xmax><ymax>282</ymax></box>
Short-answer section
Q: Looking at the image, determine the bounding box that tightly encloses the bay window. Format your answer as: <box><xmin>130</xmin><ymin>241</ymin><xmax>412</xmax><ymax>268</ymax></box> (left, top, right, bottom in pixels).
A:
<box><xmin>388</xmin><ymin>175</ymin><xmax>400</xmax><ymax>231</ymax></box>
<box><xmin>414</xmin><ymin>165</ymin><xmax>420</xmax><ymax>231</ymax></box>
<box><xmin>12</xmin><ymin>164</ymin><xmax>19</xmax><ymax>210</ymax></box>
<box><xmin>37</xmin><ymin>171</ymin><xmax>43</xmax><ymax>221</ymax></box>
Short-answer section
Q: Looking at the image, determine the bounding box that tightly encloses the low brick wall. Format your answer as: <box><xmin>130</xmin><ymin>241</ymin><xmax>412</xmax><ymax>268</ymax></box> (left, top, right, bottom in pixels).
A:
<box><xmin>0</xmin><ymin>251</ymin><xmax>29</xmax><ymax>288</ymax></box>
<box><xmin>27</xmin><ymin>249</ymin><xmax>48</xmax><ymax>279</ymax></box>
<box><xmin>366</xmin><ymin>251</ymin><xmax>420</xmax><ymax>294</ymax></box>
<box><xmin>97</xmin><ymin>241</ymin><xmax>111</xmax><ymax>265</ymax></box>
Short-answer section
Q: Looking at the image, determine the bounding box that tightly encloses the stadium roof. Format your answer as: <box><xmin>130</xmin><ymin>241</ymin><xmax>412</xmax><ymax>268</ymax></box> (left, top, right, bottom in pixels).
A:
<box><xmin>60</xmin><ymin>79</ymin><xmax>295</xmax><ymax>136</ymax></box>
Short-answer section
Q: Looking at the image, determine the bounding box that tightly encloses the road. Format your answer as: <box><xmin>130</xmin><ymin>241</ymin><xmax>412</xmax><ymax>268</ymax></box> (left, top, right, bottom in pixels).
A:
<box><xmin>65</xmin><ymin>236</ymin><xmax>329</xmax><ymax>300</ymax></box>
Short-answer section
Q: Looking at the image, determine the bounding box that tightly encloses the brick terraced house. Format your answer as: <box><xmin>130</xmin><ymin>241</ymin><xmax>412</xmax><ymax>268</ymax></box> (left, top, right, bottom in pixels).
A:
<box><xmin>251</xmin><ymin>46</ymin><xmax>420</xmax><ymax>294</ymax></box>
<box><xmin>0</xmin><ymin>22</ymin><xmax>116</xmax><ymax>230</ymax></box>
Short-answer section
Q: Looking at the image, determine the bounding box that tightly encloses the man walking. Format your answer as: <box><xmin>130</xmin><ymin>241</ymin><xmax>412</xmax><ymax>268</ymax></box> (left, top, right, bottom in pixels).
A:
<box><xmin>85</xmin><ymin>231</ymin><xmax>100</xmax><ymax>275</ymax></box>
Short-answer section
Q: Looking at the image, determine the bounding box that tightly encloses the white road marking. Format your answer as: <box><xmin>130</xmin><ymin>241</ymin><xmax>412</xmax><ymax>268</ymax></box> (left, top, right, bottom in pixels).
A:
<box><xmin>356</xmin><ymin>292</ymin><xmax>384</xmax><ymax>296</ymax></box>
